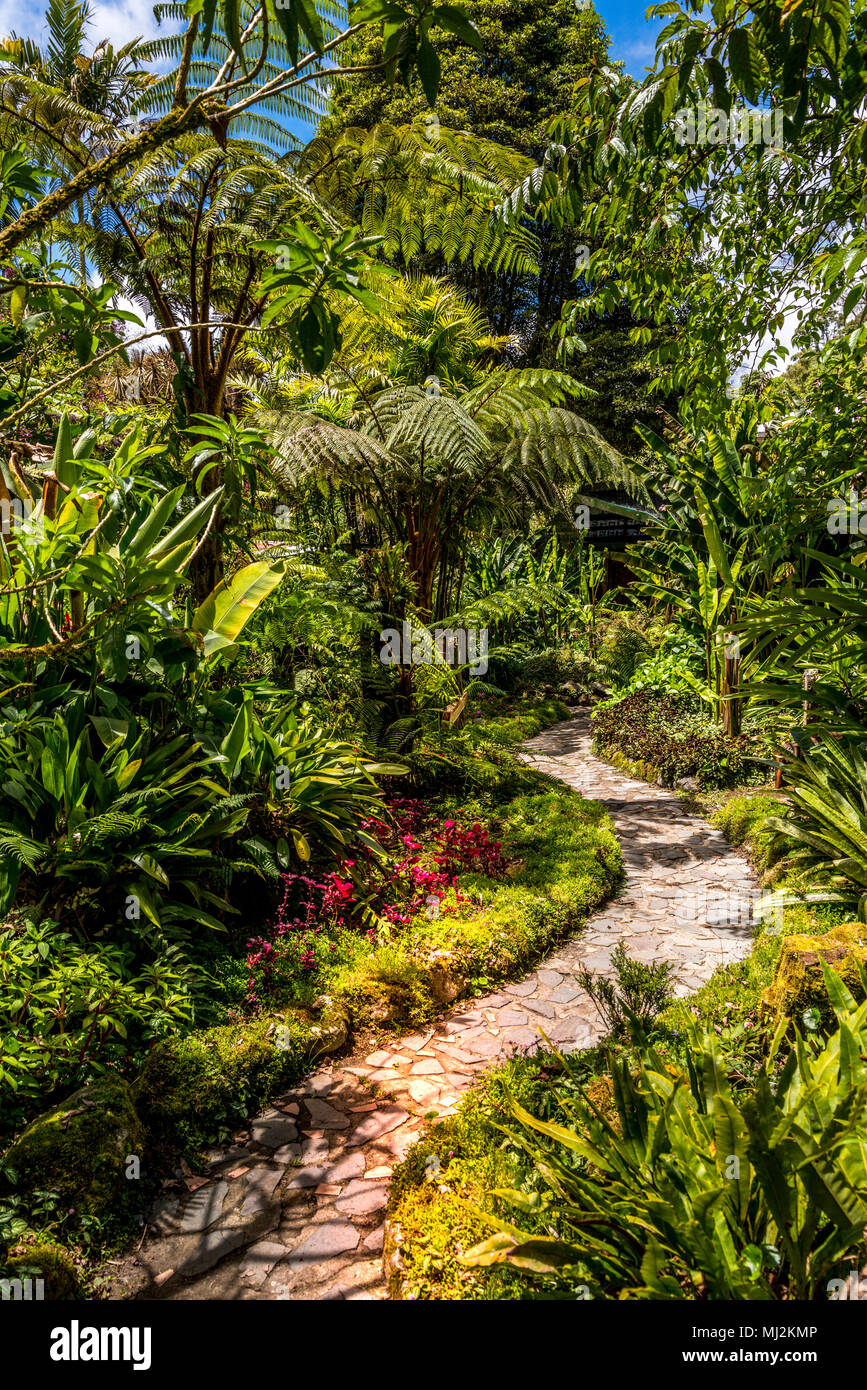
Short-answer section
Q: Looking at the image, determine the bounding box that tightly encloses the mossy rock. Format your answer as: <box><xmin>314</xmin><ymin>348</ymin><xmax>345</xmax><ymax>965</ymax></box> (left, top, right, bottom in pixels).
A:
<box><xmin>302</xmin><ymin>996</ymin><xmax>350</xmax><ymax>1055</ymax></box>
<box><xmin>335</xmin><ymin>969</ymin><xmax>426</xmax><ymax>1026</ymax></box>
<box><xmin>582</xmin><ymin>1074</ymin><xmax>619</xmax><ymax>1129</ymax></box>
<box><xmin>2</xmin><ymin>1075</ymin><xmax>143</xmax><ymax>1217</ymax></box>
<box><xmin>761</xmin><ymin>921</ymin><xmax>867</xmax><ymax>1033</ymax></box>
<box><xmin>2</xmin><ymin>1241</ymin><xmax>79</xmax><ymax>1299</ymax></box>
<box><xmin>134</xmin><ymin>1009</ymin><xmax>324</xmax><ymax>1151</ymax></box>
<box><xmin>593</xmin><ymin>741</ymin><xmax>663</xmax><ymax>787</ymax></box>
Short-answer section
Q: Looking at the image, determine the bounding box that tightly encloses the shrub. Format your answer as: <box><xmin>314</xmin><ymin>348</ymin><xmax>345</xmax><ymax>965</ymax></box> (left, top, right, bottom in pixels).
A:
<box><xmin>592</xmin><ymin>689</ymin><xmax>756</xmax><ymax>789</ymax></box>
<box><xmin>512</xmin><ymin>649</ymin><xmax>600</xmax><ymax>695</ymax></box>
<box><xmin>609</xmin><ymin>625</ymin><xmax>705</xmax><ymax>698</ymax></box>
<box><xmin>597</xmin><ymin>615</ymin><xmax>656</xmax><ymax>688</ymax></box>
<box><xmin>0</xmin><ymin>916</ymin><xmax>194</xmax><ymax>1136</ymax></box>
<box><xmin>763</xmin><ymin>737</ymin><xmax>867</xmax><ymax>920</ymax></box>
<box><xmin>575</xmin><ymin>943</ymin><xmax>675</xmax><ymax>1039</ymax></box>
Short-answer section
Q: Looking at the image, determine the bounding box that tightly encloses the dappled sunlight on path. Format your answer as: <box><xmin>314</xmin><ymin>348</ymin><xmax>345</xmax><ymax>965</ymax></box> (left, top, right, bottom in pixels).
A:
<box><xmin>104</xmin><ymin>711</ymin><xmax>756</xmax><ymax>1303</ymax></box>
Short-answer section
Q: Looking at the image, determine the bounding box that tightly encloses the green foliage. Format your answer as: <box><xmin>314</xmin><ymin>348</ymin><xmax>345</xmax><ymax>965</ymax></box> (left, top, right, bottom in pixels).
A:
<box><xmin>0</xmin><ymin>700</ymin><xmax>250</xmax><ymax>934</ymax></box>
<box><xmin>529</xmin><ymin>0</ymin><xmax>867</xmax><ymax>400</ymax></box>
<box><xmin>134</xmin><ymin>1010</ymin><xmax>316</xmax><ymax>1151</ymax></box>
<box><xmin>592</xmin><ymin>689</ymin><xmax>758</xmax><ymax>790</ymax></box>
<box><xmin>323</xmin><ymin>0</ymin><xmax>613</xmax><ymax>363</ymax></box>
<box><xmin>713</xmin><ymin>794</ymin><xmax>786</xmax><ymax>874</ymax></box>
<box><xmin>508</xmin><ymin>646</ymin><xmax>600</xmax><ymax>695</ymax></box>
<box><xmin>463</xmin><ymin>696</ymin><xmax>570</xmax><ymax>748</ymax></box>
<box><xmin>765</xmin><ymin>738</ymin><xmax>867</xmax><ymax>921</ymax></box>
<box><xmin>0</xmin><ymin>916</ymin><xmax>193</xmax><ymax>1127</ymax></box>
<box><xmin>253</xmin><ymin>220</ymin><xmax>384</xmax><ymax>374</ymax></box>
<box><xmin>596</xmin><ymin>613</ymin><xmax>656</xmax><ymax>689</ymax></box>
<box><xmin>464</xmin><ymin>976</ymin><xmax>867</xmax><ymax>1300</ymax></box>
<box><xmin>575</xmin><ymin>943</ymin><xmax>674</xmax><ymax>1041</ymax></box>
<box><xmin>608</xmin><ymin>626</ymin><xmax>704</xmax><ymax>698</ymax></box>
<box><xmin>2</xmin><ymin>1074</ymin><xmax>144</xmax><ymax>1218</ymax></box>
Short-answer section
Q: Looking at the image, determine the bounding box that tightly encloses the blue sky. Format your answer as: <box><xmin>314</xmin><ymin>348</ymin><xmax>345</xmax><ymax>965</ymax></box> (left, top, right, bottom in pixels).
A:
<box><xmin>0</xmin><ymin>0</ymin><xmax>665</xmax><ymax>78</ymax></box>
<box><xmin>597</xmin><ymin>0</ymin><xmax>664</xmax><ymax>77</ymax></box>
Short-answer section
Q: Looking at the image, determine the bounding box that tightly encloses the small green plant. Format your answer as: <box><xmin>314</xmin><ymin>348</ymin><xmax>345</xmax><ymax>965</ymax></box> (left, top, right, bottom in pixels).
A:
<box><xmin>0</xmin><ymin>915</ymin><xmax>194</xmax><ymax>1127</ymax></box>
<box><xmin>575</xmin><ymin>942</ymin><xmax>674</xmax><ymax>1039</ymax></box>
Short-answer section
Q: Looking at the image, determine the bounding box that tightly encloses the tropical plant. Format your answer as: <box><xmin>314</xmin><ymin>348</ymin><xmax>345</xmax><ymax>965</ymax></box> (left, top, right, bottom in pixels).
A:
<box><xmin>0</xmin><ymin>699</ymin><xmax>252</xmax><ymax>937</ymax></box>
<box><xmin>464</xmin><ymin>965</ymin><xmax>867</xmax><ymax>1300</ymax></box>
<box><xmin>263</xmin><ymin>368</ymin><xmax>638</xmax><ymax>620</ymax></box>
<box><xmin>0</xmin><ymin>0</ymin><xmax>478</xmax><ymax>260</ymax></box>
<box><xmin>739</xmin><ymin>549</ymin><xmax>867</xmax><ymax>742</ymax></box>
<box><xmin>509</xmin><ymin>0</ymin><xmax>867</xmax><ymax>404</ymax></box>
<box><xmin>766</xmin><ymin>738</ymin><xmax>867</xmax><ymax>923</ymax></box>
<box><xmin>0</xmin><ymin>915</ymin><xmax>194</xmax><ymax>1111</ymax></box>
<box><xmin>321</xmin><ymin>0</ymin><xmax>614</xmax><ymax>363</ymax></box>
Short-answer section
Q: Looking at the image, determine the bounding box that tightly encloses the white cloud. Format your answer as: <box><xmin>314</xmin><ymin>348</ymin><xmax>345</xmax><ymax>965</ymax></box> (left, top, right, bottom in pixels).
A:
<box><xmin>86</xmin><ymin>0</ymin><xmax>162</xmax><ymax>50</ymax></box>
<box><xmin>0</xmin><ymin>0</ymin><xmax>162</xmax><ymax>48</ymax></box>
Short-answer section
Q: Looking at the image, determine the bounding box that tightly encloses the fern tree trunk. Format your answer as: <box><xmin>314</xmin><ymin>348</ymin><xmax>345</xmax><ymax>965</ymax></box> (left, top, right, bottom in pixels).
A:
<box><xmin>187</xmin><ymin>372</ymin><xmax>227</xmax><ymax>608</ymax></box>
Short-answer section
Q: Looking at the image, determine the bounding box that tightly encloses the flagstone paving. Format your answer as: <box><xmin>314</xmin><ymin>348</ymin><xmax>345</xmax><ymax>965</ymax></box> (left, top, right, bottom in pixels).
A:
<box><xmin>104</xmin><ymin>710</ymin><xmax>757</xmax><ymax>1303</ymax></box>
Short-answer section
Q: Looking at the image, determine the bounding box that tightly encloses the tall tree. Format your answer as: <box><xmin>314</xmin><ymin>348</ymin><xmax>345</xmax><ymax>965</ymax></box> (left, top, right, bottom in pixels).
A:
<box><xmin>322</xmin><ymin>0</ymin><xmax>609</xmax><ymax>359</ymax></box>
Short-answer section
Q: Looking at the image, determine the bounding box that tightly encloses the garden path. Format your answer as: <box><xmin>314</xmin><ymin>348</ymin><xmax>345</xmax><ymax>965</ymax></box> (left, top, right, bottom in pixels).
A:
<box><xmin>105</xmin><ymin>710</ymin><xmax>757</xmax><ymax>1303</ymax></box>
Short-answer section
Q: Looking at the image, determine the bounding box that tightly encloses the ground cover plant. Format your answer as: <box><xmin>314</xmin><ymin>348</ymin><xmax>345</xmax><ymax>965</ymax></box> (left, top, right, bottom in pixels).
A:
<box><xmin>591</xmin><ymin>688</ymin><xmax>763</xmax><ymax>789</ymax></box>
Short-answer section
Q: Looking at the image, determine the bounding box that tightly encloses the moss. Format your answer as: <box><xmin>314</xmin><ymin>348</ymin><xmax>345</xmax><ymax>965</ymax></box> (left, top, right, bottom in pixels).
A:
<box><xmin>592</xmin><ymin>741</ymin><xmax>662</xmax><ymax>786</ymax></box>
<box><xmin>385</xmin><ymin>1053</ymin><xmax>574</xmax><ymax>1300</ymax></box>
<box><xmin>762</xmin><ymin>921</ymin><xmax>867</xmax><ymax>1034</ymax></box>
<box><xmin>134</xmin><ymin>1009</ymin><xmax>318</xmax><ymax>1153</ymax></box>
<box><xmin>1</xmin><ymin>1076</ymin><xmax>143</xmax><ymax>1219</ymax></box>
<box><xmin>712</xmin><ymin>793</ymin><xmax>788</xmax><ymax>872</ymax></box>
<box><xmin>330</xmin><ymin>787</ymin><xmax>622</xmax><ymax>1028</ymax></box>
<box><xmin>2</xmin><ymin>1241</ymin><xmax>79</xmax><ymax>1299</ymax></box>
<box><xmin>464</xmin><ymin>697</ymin><xmax>572</xmax><ymax>748</ymax></box>
<box><xmin>583</xmin><ymin>1074</ymin><xmax>618</xmax><ymax>1129</ymax></box>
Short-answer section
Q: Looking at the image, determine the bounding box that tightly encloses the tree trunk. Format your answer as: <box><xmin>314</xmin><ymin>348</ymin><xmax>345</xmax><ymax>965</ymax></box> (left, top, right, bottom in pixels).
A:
<box><xmin>721</xmin><ymin>648</ymin><xmax>741</xmax><ymax>738</ymax></box>
<box><xmin>187</xmin><ymin>372</ymin><xmax>226</xmax><ymax>606</ymax></box>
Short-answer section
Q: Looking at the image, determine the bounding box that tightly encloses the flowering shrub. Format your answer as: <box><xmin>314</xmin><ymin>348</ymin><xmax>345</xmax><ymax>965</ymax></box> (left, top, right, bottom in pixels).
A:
<box><xmin>435</xmin><ymin>819</ymin><xmax>508</xmax><ymax>879</ymax></box>
<box><xmin>243</xmin><ymin>802</ymin><xmax>511</xmax><ymax>1009</ymax></box>
<box><xmin>244</xmin><ymin>869</ymin><xmax>361</xmax><ymax>1007</ymax></box>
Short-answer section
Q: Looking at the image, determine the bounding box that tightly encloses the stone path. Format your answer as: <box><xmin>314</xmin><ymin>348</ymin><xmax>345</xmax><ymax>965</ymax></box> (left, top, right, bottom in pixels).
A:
<box><xmin>105</xmin><ymin>711</ymin><xmax>757</xmax><ymax>1303</ymax></box>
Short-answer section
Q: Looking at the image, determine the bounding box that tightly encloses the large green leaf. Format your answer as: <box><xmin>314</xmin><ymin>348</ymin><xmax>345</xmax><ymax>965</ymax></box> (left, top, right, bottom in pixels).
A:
<box><xmin>192</xmin><ymin>561</ymin><xmax>286</xmax><ymax>656</ymax></box>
